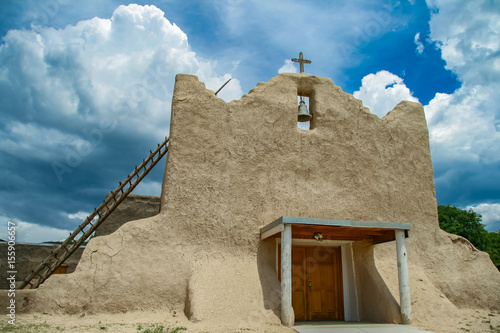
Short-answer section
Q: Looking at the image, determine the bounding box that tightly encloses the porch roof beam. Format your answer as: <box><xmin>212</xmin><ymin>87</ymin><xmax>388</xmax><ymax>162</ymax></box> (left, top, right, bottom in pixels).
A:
<box><xmin>260</xmin><ymin>216</ymin><xmax>410</xmax><ymax>241</ymax></box>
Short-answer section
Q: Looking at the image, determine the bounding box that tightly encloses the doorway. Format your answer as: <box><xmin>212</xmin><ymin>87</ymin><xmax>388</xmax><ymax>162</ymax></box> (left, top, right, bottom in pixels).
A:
<box><xmin>280</xmin><ymin>246</ymin><xmax>344</xmax><ymax>321</ymax></box>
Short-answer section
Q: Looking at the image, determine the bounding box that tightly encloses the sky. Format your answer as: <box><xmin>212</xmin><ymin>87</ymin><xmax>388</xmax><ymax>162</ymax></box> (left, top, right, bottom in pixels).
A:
<box><xmin>0</xmin><ymin>0</ymin><xmax>499</xmax><ymax>243</ymax></box>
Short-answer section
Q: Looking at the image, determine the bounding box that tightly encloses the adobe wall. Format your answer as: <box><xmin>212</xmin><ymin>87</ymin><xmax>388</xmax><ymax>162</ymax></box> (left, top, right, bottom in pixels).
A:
<box><xmin>159</xmin><ymin>73</ymin><xmax>440</xmax><ymax>323</ymax></box>
<box><xmin>25</xmin><ymin>73</ymin><xmax>500</xmax><ymax>329</ymax></box>
<box><xmin>161</xmin><ymin>73</ymin><xmax>438</xmax><ymax>245</ymax></box>
<box><xmin>94</xmin><ymin>194</ymin><xmax>160</xmax><ymax>237</ymax></box>
<box><xmin>0</xmin><ymin>195</ymin><xmax>159</xmax><ymax>291</ymax></box>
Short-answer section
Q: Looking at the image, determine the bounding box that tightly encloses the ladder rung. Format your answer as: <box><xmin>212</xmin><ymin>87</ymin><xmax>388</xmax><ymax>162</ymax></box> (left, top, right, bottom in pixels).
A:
<box><xmin>33</xmin><ymin>270</ymin><xmax>44</xmax><ymax>278</ymax></box>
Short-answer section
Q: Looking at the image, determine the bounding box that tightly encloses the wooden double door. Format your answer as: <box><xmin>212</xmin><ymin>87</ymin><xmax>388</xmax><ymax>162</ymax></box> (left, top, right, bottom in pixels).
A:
<box><xmin>286</xmin><ymin>246</ymin><xmax>344</xmax><ymax>321</ymax></box>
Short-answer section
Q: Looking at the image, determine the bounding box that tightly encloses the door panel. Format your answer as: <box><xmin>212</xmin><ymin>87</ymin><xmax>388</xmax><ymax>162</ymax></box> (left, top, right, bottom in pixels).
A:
<box><xmin>325</xmin><ymin>291</ymin><xmax>336</xmax><ymax>311</ymax></box>
<box><xmin>292</xmin><ymin>291</ymin><xmax>305</xmax><ymax>317</ymax></box>
<box><xmin>290</xmin><ymin>246</ymin><xmax>344</xmax><ymax>321</ymax></box>
<box><xmin>310</xmin><ymin>291</ymin><xmax>322</xmax><ymax>313</ymax></box>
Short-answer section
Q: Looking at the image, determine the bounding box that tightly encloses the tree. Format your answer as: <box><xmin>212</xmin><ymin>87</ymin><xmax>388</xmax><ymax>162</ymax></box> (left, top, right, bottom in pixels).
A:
<box><xmin>437</xmin><ymin>205</ymin><xmax>488</xmax><ymax>251</ymax></box>
<box><xmin>486</xmin><ymin>231</ymin><xmax>500</xmax><ymax>270</ymax></box>
<box><xmin>438</xmin><ymin>205</ymin><xmax>499</xmax><ymax>269</ymax></box>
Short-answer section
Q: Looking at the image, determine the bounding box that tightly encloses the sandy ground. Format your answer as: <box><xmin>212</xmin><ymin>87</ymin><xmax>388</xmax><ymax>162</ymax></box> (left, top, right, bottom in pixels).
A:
<box><xmin>0</xmin><ymin>310</ymin><xmax>294</xmax><ymax>333</ymax></box>
<box><xmin>1</xmin><ymin>308</ymin><xmax>499</xmax><ymax>333</ymax></box>
<box><xmin>413</xmin><ymin>308</ymin><xmax>500</xmax><ymax>333</ymax></box>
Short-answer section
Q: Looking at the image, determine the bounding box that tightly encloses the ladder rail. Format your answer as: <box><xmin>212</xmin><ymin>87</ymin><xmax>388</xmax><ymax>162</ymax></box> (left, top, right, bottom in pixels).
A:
<box><xmin>19</xmin><ymin>137</ymin><xmax>169</xmax><ymax>289</ymax></box>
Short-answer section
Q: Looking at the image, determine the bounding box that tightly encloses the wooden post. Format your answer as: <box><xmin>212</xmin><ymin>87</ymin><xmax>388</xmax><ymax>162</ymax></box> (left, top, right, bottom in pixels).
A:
<box><xmin>281</xmin><ymin>223</ymin><xmax>294</xmax><ymax>327</ymax></box>
<box><xmin>395</xmin><ymin>229</ymin><xmax>412</xmax><ymax>324</ymax></box>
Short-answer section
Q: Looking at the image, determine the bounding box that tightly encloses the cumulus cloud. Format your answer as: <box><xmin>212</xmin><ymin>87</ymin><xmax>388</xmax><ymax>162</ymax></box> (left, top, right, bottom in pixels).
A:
<box><xmin>0</xmin><ymin>4</ymin><xmax>242</xmax><ymax>138</ymax></box>
<box><xmin>67</xmin><ymin>211</ymin><xmax>92</xmax><ymax>221</ymax></box>
<box><xmin>466</xmin><ymin>203</ymin><xmax>500</xmax><ymax>232</ymax></box>
<box><xmin>424</xmin><ymin>0</ymin><xmax>500</xmax><ymax>207</ymax></box>
<box><xmin>0</xmin><ymin>216</ymin><xmax>73</xmax><ymax>243</ymax></box>
<box><xmin>353</xmin><ymin>70</ymin><xmax>419</xmax><ymax>118</ymax></box>
<box><xmin>427</xmin><ymin>0</ymin><xmax>500</xmax><ymax>85</ymax></box>
<box><xmin>425</xmin><ymin>87</ymin><xmax>500</xmax><ymax>164</ymax></box>
<box><xmin>0</xmin><ymin>4</ymin><xmax>242</xmax><ymax>240</ymax></box>
<box><xmin>203</xmin><ymin>73</ymin><xmax>242</xmax><ymax>102</ymax></box>
<box><xmin>414</xmin><ymin>32</ymin><xmax>424</xmax><ymax>54</ymax></box>
<box><xmin>426</xmin><ymin>84</ymin><xmax>500</xmax><ymax>207</ymax></box>
<box><xmin>278</xmin><ymin>59</ymin><xmax>298</xmax><ymax>74</ymax></box>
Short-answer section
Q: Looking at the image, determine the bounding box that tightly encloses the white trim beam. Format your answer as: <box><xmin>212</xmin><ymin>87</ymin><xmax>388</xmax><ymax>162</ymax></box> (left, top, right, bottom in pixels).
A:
<box><xmin>396</xmin><ymin>229</ymin><xmax>412</xmax><ymax>324</ymax></box>
<box><xmin>261</xmin><ymin>216</ymin><xmax>410</xmax><ymax>235</ymax></box>
<box><xmin>280</xmin><ymin>224</ymin><xmax>294</xmax><ymax>327</ymax></box>
<box><xmin>261</xmin><ymin>224</ymin><xmax>284</xmax><ymax>240</ymax></box>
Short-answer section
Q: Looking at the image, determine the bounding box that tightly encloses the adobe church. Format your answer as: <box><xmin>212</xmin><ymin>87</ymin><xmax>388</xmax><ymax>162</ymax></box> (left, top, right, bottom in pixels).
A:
<box><xmin>22</xmin><ymin>70</ymin><xmax>500</xmax><ymax>330</ymax></box>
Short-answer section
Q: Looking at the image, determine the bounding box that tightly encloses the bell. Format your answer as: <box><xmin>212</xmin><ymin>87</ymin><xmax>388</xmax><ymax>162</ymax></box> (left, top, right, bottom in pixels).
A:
<box><xmin>297</xmin><ymin>99</ymin><xmax>312</xmax><ymax>122</ymax></box>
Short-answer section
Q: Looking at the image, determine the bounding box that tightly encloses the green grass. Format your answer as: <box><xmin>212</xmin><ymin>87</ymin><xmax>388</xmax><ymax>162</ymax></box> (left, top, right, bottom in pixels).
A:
<box><xmin>137</xmin><ymin>324</ymin><xmax>187</xmax><ymax>333</ymax></box>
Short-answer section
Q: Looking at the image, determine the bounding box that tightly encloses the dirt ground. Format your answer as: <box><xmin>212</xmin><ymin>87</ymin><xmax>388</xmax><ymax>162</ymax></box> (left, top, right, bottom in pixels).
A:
<box><xmin>1</xmin><ymin>308</ymin><xmax>499</xmax><ymax>333</ymax></box>
<box><xmin>413</xmin><ymin>307</ymin><xmax>500</xmax><ymax>333</ymax></box>
<box><xmin>0</xmin><ymin>310</ymin><xmax>293</xmax><ymax>333</ymax></box>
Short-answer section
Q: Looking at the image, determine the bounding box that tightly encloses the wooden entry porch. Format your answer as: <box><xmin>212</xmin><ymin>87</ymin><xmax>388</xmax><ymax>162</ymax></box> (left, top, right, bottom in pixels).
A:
<box><xmin>260</xmin><ymin>216</ymin><xmax>412</xmax><ymax>328</ymax></box>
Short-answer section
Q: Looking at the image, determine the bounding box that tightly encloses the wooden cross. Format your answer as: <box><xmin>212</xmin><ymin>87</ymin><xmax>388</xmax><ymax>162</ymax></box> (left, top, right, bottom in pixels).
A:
<box><xmin>291</xmin><ymin>52</ymin><xmax>311</xmax><ymax>74</ymax></box>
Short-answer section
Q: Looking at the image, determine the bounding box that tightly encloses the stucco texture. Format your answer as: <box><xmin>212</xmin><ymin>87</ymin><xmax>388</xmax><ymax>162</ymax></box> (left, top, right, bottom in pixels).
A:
<box><xmin>26</xmin><ymin>73</ymin><xmax>500</xmax><ymax>330</ymax></box>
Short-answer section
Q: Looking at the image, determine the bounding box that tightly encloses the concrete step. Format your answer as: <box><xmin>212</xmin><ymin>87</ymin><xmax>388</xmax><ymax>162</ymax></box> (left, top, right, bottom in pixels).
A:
<box><xmin>294</xmin><ymin>322</ymin><xmax>435</xmax><ymax>333</ymax></box>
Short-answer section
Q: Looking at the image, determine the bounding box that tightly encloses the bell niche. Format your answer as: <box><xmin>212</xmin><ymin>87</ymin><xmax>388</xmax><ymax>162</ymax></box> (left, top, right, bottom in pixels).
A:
<box><xmin>297</xmin><ymin>94</ymin><xmax>312</xmax><ymax>130</ymax></box>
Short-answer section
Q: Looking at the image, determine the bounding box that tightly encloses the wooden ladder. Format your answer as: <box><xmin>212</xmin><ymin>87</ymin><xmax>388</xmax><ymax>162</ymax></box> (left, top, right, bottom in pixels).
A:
<box><xmin>18</xmin><ymin>137</ymin><xmax>170</xmax><ymax>289</ymax></box>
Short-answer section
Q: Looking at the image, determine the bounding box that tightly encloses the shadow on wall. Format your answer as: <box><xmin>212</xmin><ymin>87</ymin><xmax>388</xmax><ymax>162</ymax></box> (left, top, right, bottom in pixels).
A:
<box><xmin>353</xmin><ymin>240</ymin><xmax>401</xmax><ymax>323</ymax></box>
<box><xmin>257</xmin><ymin>239</ymin><xmax>282</xmax><ymax>320</ymax></box>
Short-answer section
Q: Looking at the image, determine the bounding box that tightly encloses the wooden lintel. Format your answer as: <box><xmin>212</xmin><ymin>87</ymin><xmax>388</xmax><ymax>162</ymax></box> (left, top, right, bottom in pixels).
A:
<box><xmin>371</xmin><ymin>233</ymin><xmax>397</xmax><ymax>244</ymax></box>
<box><xmin>293</xmin><ymin>234</ymin><xmax>372</xmax><ymax>241</ymax></box>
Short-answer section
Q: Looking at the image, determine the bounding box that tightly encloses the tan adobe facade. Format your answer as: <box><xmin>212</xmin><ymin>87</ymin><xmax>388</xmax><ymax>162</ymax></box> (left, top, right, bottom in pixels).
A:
<box><xmin>24</xmin><ymin>73</ymin><xmax>500</xmax><ymax>330</ymax></box>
